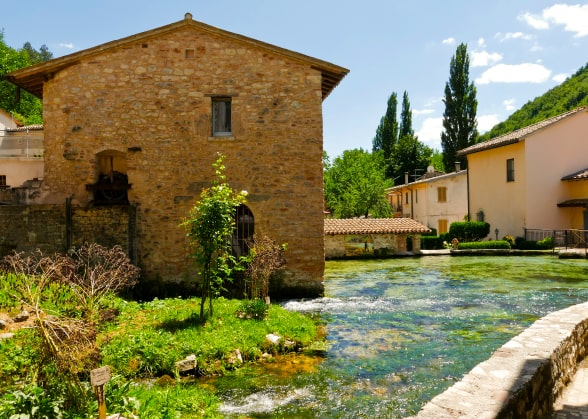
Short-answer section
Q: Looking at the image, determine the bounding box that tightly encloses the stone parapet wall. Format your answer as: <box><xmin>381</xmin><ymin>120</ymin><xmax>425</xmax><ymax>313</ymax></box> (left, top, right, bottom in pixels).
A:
<box><xmin>411</xmin><ymin>301</ymin><xmax>588</xmax><ymax>418</ymax></box>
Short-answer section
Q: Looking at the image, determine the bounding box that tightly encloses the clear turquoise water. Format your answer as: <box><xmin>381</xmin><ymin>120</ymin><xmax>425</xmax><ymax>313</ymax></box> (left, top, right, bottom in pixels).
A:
<box><xmin>217</xmin><ymin>256</ymin><xmax>588</xmax><ymax>418</ymax></box>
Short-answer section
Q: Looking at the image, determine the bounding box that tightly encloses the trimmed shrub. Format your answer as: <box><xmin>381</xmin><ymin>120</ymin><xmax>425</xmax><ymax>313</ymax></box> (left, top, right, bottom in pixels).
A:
<box><xmin>517</xmin><ymin>236</ymin><xmax>554</xmax><ymax>250</ymax></box>
<box><xmin>448</xmin><ymin>221</ymin><xmax>490</xmax><ymax>242</ymax></box>
<box><xmin>458</xmin><ymin>240</ymin><xmax>511</xmax><ymax>250</ymax></box>
<box><xmin>420</xmin><ymin>233</ymin><xmax>449</xmax><ymax>250</ymax></box>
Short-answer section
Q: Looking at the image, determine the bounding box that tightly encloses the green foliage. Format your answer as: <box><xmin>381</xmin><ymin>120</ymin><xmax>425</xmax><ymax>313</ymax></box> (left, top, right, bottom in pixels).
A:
<box><xmin>457</xmin><ymin>240</ymin><xmax>511</xmax><ymax>250</ymax></box>
<box><xmin>420</xmin><ymin>234</ymin><xmax>449</xmax><ymax>250</ymax></box>
<box><xmin>441</xmin><ymin>42</ymin><xmax>478</xmax><ymax>170</ymax></box>
<box><xmin>324</xmin><ymin>148</ymin><xmax>392</xmax><ymax>218</ymax></box>
<box><xmin>479</xmin><ymin>62</ymin><xmax>588</xmax><ymax>142</ymax></box>
<box><xmin>0</xmin><ymin>384</ymin><xmax>66</xmax><ymax>419</ymax></box>
<box><xmin>101</xmin><ymin>296</ymin><xmax>316</xmax><ymax>377</ymax></box>
<box><xmin>0</xmin><ymin>31</ymin><xmax>50</xmax><ymax>124</ymax></box>
<box><xmin>372</xmin><ymin>92</ymin><xmax>398</xmax><ymax>160</ymax></box>
<box><xmin>237</xmin><ymin>298</ymin><xmax>269</xmax><ymax>320</ymax></box>
<box><xmin>448</xmin><ymin>221</ymin><xmax>490</xmax><ymax>242</ymax></box>
<box><xmin>516</xmin><ymin>236</ymin><xmax>554</xmax><ymax>250</ymax></box>
<box><xmin>181</xmin><ymin>154</ymin><xmax>248</xmax><ymax>319</ymax></box>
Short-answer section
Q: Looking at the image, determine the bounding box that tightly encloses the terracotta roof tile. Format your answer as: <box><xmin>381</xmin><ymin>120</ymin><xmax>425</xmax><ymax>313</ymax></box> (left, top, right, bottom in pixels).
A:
<box><xmin>5</xmin><ymin>124</ymin><xmax>43</xmax><ymax>132</ymax></box>
<box><xmin>458</xmin><ymin>107</ymin><xmax>587</xmax><ymax>156</ymax></box>
<box><xmin>324</xmin><ymin>218</ymin><xmax>430</xmax><ymax>235</ymax></box>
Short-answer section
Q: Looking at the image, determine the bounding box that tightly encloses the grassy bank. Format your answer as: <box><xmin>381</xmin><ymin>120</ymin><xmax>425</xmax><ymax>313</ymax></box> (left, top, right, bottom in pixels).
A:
<box><xmin>0</xmin><ymin>292</ymin><xmax>320</xmax><ymax>418</ymax></box>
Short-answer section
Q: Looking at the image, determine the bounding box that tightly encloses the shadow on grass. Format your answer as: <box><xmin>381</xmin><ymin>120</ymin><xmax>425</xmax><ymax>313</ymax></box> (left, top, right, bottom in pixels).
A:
<box><xmin>155</xmin><ymin>312</ymin><xmax>206</xmax><ymax>332</ymax></box>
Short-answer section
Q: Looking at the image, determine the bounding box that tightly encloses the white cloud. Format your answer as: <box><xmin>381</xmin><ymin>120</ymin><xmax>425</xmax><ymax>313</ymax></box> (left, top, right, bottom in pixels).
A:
<box><xmin>442</xmin><ymin>37</ymin><xmax>455</xmax><ymax>45</ymax></box>
<box><xmin>477</xmin><ymin>114</ymin><xmax>501</xmax><ymax>133</ymax></box>
<box><xmin>413</xmin><ymin>108</ymin><xmax>435</xmax><ymax>116</ymax></box>
<box><xmin>552</xmin><ymin>73</ymin><xmax>568</xmax><ymax>83</ymax></box>
<box><xmin>520</xmin><ymin>4</ymin><xmax>588</xmax><ymax>37</ymax></box>
<box><xmin>496</xmin><ymin>32</ymin><xmax>533</xmax><ymax>42</ymax></box>
<box><xmin>519</xmin><ymin>12</ymin><xmax>549</xmax><ymax>30</ymax></box>
<box><xmin>503</xmin><ymin>99</ymin><xmax>516</xmax><ymax>111</ymax></box>
<box><xmin>471</xmin><ymin>50</ymin><xmax>503</xmax><ymax>68</ymax></box>
<box><xmin>475</xmin><ymin>63</ymin><xmax>551</xmax><ymax>85</ymax></box>
<box><xmin>543</xmin><ymin>3</ymin><xmax>588</xmax><ymax>37</ymax></box>
<box><xmin>416</xmin><ymin>117</ymin><xmax>443</xmax><ymax>150</ymax></box>
<box><xmin>59</xmin><ymin>42</ymin><xmax>74</xmax><ymax>49</ymax></box>
<box><xmin>477</xmin><ymin>37</ymin><xmax>486</xmax><ymax>47</ymax></box>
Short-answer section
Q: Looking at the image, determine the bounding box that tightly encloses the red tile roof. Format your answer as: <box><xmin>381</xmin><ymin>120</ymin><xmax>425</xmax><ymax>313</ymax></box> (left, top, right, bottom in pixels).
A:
<box><xmin>324</xmin><ymin>218</ymin><xmax>430</xmax><ymax>235</ymax></box>
<box><xmin>458</xmin><ymin>107</ymin><xmax>587</xmax><ymax>156</ymax></box>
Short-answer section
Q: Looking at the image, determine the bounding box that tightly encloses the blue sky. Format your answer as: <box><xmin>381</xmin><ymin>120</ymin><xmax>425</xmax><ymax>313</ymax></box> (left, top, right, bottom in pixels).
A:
<box><xmin>2</xmin><ymin>1</ymin><xmax>588</xmax><ymax>158</ymax></box>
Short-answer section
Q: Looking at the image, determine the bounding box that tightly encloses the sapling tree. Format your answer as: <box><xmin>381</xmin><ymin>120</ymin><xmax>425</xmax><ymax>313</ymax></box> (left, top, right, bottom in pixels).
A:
<box><xmin>181</xmin><ymin>153</ymin><xmax>248</xmax><ymax>319</ymax></box>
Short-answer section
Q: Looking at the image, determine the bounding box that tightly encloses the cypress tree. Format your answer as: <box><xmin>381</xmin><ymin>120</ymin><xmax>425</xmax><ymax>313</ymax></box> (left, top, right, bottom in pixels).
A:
<box><xmin>441</xmin><ymin>43</ymin><xmax>478</xmax><ymax>170</ymax></box>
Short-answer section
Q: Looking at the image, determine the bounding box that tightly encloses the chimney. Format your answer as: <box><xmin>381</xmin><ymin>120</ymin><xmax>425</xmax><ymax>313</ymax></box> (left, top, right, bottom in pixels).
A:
<box><xmin>405</xmin><ymin>172</ymin><xmax>409</xmax><ymax>184</ymax></box>
<box><xmin>455</xmin><ymin>161</ymin><xmax>461</xmax><ymax>172</ymax></box>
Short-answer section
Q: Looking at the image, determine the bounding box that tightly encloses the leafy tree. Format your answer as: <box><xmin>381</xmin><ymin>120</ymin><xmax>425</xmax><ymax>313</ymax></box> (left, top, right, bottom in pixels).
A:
<box><xmin>22</xmin><ymin>41</ymin><xmax>53</xmax><ymax>64</ymax></box>
<box><xmin>429</xmin><ymin>150</ymin><xmax>446</xmax><ymax>172</ymax></box>
<box><xmin>372</xmin><ymin>92</ymin><xmax>398</xmax><ymax>162</ymax></box>
<box><xmin>181</xmin><ymin>154</ymin><xmax>248</xmax><ymax>319</ymax></box>
<box><xmin>441</xmin><ymin>42</ymin><xmax>478</xmax><ymax>170</ymax></box>
<box><xmin>0</xmin><ymin>32</ymin><xmax>48</xmax><ymax>124</ymax></box>
<box><xmin>324</xmin><ymin>149</ymin><xmax>392</xmax><ymax>218</ymax></box>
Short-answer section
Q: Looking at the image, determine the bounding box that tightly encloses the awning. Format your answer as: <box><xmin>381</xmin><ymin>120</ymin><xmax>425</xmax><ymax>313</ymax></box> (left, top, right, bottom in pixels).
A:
<box><xmin>557</xmin><ymin>198</ymin><xmax>588</xmax><ymax>208</ymax></box>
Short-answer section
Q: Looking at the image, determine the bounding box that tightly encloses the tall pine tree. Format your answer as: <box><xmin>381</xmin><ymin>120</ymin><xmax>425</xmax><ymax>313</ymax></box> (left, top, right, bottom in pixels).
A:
<box><xmin>399</xmin><ymin>91</ymin><xmax>414</xmax><ymax>139</ymax></box>
<box><xmin>441</xmin><ymin>43</ymin><xmax>478</xmax><ymax>170</ymax></box>
<box><xmin>391</xmin><ymin>92</ymin><xmax>432</xmax><ymax>182</ymax></box>
<box><xmin>372</xmin><ymin>92</ymin><xmax>398</xmax><ymax>161</ymax></box>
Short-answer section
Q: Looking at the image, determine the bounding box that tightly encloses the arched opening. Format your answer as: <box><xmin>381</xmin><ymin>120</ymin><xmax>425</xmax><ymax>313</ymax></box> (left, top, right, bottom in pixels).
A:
<box><xmin>86</xmin><ymin>150</ymin><xmax>130</xmax><ymax>205</ymax></box>
<box><xmin>232</xmin><ymin>205</ymin><xmax>254</xmax><ymax>257</ymax></box>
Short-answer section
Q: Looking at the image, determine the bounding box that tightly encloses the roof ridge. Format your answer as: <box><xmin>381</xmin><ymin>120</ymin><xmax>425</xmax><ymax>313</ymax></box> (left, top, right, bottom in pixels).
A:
<box><xmin>459</xmin><ymin>106</ymin><xmax>587</xmax><ymax>156</ymax></box>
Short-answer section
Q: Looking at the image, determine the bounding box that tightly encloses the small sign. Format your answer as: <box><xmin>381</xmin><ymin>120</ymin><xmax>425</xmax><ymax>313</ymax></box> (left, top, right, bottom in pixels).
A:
<box><xmin>90</xmin><ymin>366</ymin><xmax>111</xmax><ymax>387</ymax></box>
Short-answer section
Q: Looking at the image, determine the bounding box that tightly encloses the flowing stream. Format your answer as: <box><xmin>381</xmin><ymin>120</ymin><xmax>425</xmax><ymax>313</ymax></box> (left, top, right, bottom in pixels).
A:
<box><xmin>215</xmin><ymin>255</ymin><xmax>588</xmax><ymax>418</ymax></box>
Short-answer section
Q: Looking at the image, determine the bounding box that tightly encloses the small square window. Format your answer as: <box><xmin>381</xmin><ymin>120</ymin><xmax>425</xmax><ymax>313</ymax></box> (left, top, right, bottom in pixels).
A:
<box><xmin>185</xmin><ymin>49</ymin><xmax>195</xmax><ymax>59</ymax></box>
<box><xmin>212</xmin><ymin>98</ymin><xmax>232</xmax><ymax>136</ymax></box>
<box><xmin>506</xmin><ymin>158</ymin><xmax>515</xmax><ymax>182</ymax></box>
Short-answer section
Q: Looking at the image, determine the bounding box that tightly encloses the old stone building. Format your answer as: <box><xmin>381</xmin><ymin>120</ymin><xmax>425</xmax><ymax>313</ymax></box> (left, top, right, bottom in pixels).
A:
<box><xmin>4</xmin><ymin>13</ymin><xmax>349</xmax><ymax>297</ymax></box>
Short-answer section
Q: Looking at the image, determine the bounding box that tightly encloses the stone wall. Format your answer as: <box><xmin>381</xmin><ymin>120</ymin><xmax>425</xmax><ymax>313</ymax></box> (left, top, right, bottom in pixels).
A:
<box><xmin>411</xmin><ymin>301</ymin><xmax>588</xmax><ymax>418</ymax></box>
<box><xmin>0</xmin><ymin>204</ymin><xmax>132</xmax><ymax>259</ymax></box>
<box><xmin>325</xmin><ymin>233</ymin><xmax>419</xmax><ymax>259</ymax></box>
<box><xmin>32</xmin><ymin>22</ymin><xmax>327</xmax><ymax>297</ymax></box>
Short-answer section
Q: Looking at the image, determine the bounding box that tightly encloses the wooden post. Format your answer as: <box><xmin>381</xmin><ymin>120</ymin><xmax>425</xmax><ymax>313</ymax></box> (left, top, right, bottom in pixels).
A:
<box><xmin>90</xmin><ymin>366</ymin><xmax>111</xmax><ymax>419</ymax></box>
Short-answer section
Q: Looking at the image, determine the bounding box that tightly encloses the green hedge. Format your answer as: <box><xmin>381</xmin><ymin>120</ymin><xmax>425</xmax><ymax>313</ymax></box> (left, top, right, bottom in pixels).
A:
<box><xmin>516</xmin><ymin>236</ymin><xmax>554</xmax><ymax>250</ymax></box>
<box><xmin>421</xmin><ymin>233</ymin><xmax>449</xmax><ymax>250</ymax></box>
<box><xmin>458</xmin><ymin>240</ymin><xmax>511</xmax><ymax>250</ymax></box>
<box><xmin>448</xmin><ymin>221</ymin><xmax>490</xmax><ymax>242</ymax></box>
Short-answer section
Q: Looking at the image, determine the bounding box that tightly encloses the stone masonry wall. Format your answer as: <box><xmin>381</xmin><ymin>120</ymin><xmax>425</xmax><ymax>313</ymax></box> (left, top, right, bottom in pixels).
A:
<box><xmin>0</xmin><ymin>204</ymin><xmax>131</xmax><ymax>259</ymax></box>
<box><xmin>35</xmin><ymin>24</ymin><xmax>326</xmax><ymax>297</ymax></box>
<box><xmin>411</xmin><ymin>301</ymin><xmax>588</xmax><ymax>418</ymax></box>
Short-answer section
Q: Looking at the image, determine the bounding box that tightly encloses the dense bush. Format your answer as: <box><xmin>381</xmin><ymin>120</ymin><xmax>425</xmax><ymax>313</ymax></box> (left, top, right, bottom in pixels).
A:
<box><xmin>516</xmin><ymin>236</ymin><xmax>554</xmax><ymax>250</ymax></box>
<box><xmin>458</xmin><ymin>240</ymin><xmax>511</xmax><ymax>250</ymax></box>
<box><xmin>420</xmin><ymin>233</ymin><xmax>449</xmax><ymax>250</ymax></box>
<box><xmin>448</xmin><ymin>222</ymin><xmax>490</xmax><ymax>242</ymax></box>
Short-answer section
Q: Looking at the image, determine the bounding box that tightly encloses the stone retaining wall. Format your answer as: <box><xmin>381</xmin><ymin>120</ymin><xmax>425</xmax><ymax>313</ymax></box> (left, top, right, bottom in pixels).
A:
<box><xmin>0</xmin><ymin>204</ymin><xmax>133</xmax><ymax>259</ymax></box>
<box><xmin>411</xmin><ymin>301</ymin><xmax>588</xmax><ymax>418</ymax></box>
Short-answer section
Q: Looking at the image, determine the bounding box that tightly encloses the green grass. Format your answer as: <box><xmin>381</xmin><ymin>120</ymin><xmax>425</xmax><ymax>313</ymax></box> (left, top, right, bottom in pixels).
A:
<box><xmin>0</xmin><ymin>275</ymin><xmax>319</xmax><ymax>418</ymax></box>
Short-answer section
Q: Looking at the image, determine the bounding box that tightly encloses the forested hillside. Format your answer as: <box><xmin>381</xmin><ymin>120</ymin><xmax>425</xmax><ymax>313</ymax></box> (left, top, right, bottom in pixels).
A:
<box><xmin>0</xmin><ymin>32</ymin><xmax>52</xmax><ymax>125</ymax></box>
<box><xmin>478</xmin><ymin>62</ymin><xmax>588</xmax><ymax>142</ymax></box>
